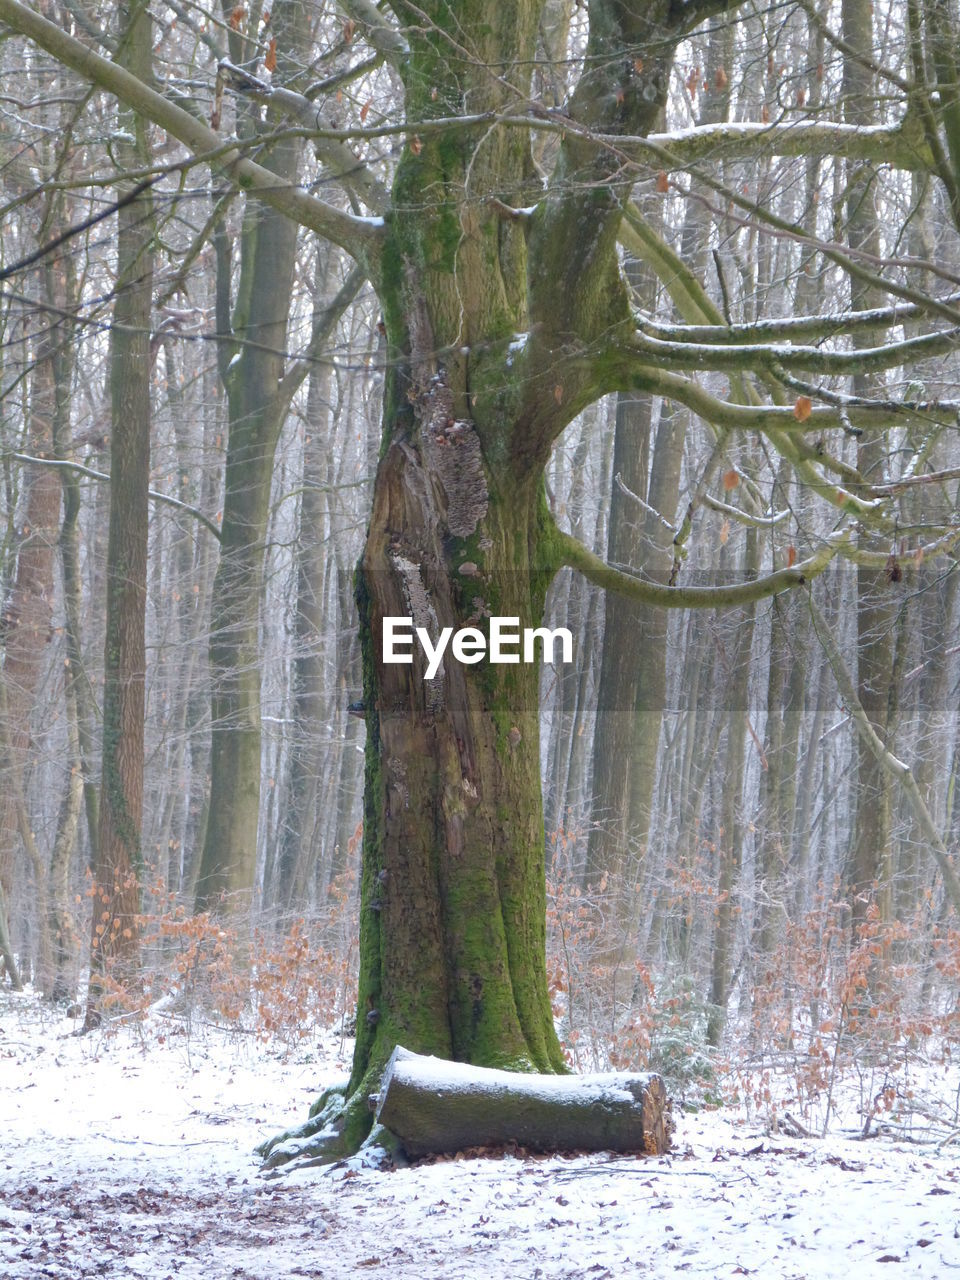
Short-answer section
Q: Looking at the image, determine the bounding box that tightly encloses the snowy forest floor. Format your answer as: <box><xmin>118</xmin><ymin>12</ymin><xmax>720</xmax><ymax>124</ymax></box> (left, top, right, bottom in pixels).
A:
<box><xmin>2</xmin><ymin>989</ymin><xmax>959</xmax><ymax>1279</ymax></box>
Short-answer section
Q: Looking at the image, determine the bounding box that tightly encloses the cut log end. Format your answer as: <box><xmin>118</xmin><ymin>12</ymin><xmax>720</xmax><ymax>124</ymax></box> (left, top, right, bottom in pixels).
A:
<box><xmin>375</xmin><ymin>1046</ymin><xmax>673</xmax><ymax>1161</ymax></box>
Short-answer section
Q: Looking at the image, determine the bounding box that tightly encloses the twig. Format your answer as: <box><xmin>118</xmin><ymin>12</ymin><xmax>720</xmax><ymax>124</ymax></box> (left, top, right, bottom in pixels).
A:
<box><xmin>11</xmin><ymin>453</ymin><xmax>222</xmax><ymax>541</ymax></box>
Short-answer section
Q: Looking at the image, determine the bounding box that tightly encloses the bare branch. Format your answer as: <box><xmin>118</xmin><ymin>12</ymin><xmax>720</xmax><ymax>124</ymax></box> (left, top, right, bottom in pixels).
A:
<box><xmin>217</xmin><ymin>60</ymin><xmax>390</xmax><ymax>213</ymax></box>
<box><xmin>643</xmin><ymin>116</ymin><xmax>931</xmax><ymax>172</ymax></box>
<box><xmin>276</xmin><ymin>262</ymin><xmax>368</xmax><ymax>411</ymax></box>
<box><xmin>557</xmin><ymin>526</ymin><xmax>846</xmax><ymax>609</ymax></box>
<box><xmin>628</xmin><ymin>324</ymin><xmax>960</xmax><ymax>377</ymax></box>
<box><xmin>639</xmin><ymin>296</ymin><xmax>960</xmax><ymax>344</ymax></box>
<box><xmin>10</xmin><ymin>454</ymin><xmax>222</xmax><ymax>541</ymax></box>
<box><xmin>809</xmin><ymin>590</ymin><xmax>960</xmax><ymax>915</ymax></box>
<box><xmin>338</xmin><ymin>0</ymin><xmax>408</xmax><ymax>68</ymax></box>
<box><xmin>701</xmin><ymin>492</ymin><xmax>792</xmax><ymax>528</ymax></box>
<box><xmin>0</xmin><ymin>0</ymin><xmax>385</xmax><ymax>269</ymax></box>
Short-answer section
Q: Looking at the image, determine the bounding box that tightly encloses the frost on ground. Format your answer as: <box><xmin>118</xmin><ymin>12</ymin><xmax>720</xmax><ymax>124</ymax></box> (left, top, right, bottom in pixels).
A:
<box><xmin>1</xmin><ymin>989</ymin><xmax>959</xmax><ymax>1279</ymax></box>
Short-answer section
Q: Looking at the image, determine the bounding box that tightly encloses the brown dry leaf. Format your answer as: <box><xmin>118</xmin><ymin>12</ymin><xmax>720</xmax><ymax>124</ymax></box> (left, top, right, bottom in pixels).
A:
<box><xmin>360</xmin><ymin>101</ymin><xmax>370</xmax><ymax>123</ymax></box>
<box><xmin>553</xmin><ymin>384</ymin><xmax>564</xmax><ymax>404</ymax></box>
<box><xmin>719</xmin><ymin>518</ymin><xmax>730</xmax><ymax>545</ymax></box>
<box><xmin>797</xmin><ymin>85</ymin><xmax>806</xmax><ymax>107</ymax></box>
<box><xmin>761</xmin><ymin>102</ymin><xmax>770</xmax><ymax>123</ymax></box>
<box><xmin>715</xmin><ymin>66</ymin><xmax>729</xmax><ymax>90</ymax></box>
<box><xmin>786</xmin><ymin>545</ymin><xmax>797</xmax><ymax>568</ymax></box>
<box><xmin>634</xmin><ymin>58</ymin><xmax>644</xmax><ymax>73</ymax></box>
<box><xmin>228</xmin><ymin>4</ymin><xmax>245</xmax><ymax>31</ymax></box>
<box><xmin>722</xmin><ymin>468</ymin><xmax>739</xmax><ymax>491</ymax></box>
<box><xmin>655</xmin><ymin>170</ymin><xmax>669</xmax><ymax>193</ymax></box>
<box><xmin>264</xmin><ymin>37</ymin><xmax>277</xmax><ymax>73</ymax></box>
<box><xmin>685</xmin><ymin>66</ymin><xmax>699</xmax><ymax>98</ymax></box>
<box><xmin>343</xmin><ymin>17</ymin><xmax>355</xmax><ymax>42</ymax></box>
<box><xmin>409</xmin><ymin>135</ymin><xmax>422</xmax><ymax>155</ymax></box>
<box><xmin>793</xmin><ymin>395</ymin><xmax>813</xmax><ymax>422</ymax></box>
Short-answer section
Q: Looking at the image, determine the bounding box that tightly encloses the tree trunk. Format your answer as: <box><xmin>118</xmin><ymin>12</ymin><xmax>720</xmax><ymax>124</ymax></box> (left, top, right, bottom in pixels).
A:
<box><xmin>258</xmin><ymin>0</ymin><xmax>702</xmax><ymax>1161</ymax></box>
<box><xmin>0</xmin><ymin>878</ymin><xmax>20</xmax><ymax>990</ymax></box>
<box><xmin>84</xmin><ymin>0</ymin><xmax>154</xmax><ymax>1025</ymax></box>
<box><xmin>841</xmin><ymin>0</ymin><xmax>897</xmax><ymax>935</ymax></box>
<box><xmin>272</xmin><ymin>248</ymin><xmax>339</xmax><ymax>912</ymax></box>
<box><xmin>352</xmin><ymin>438</ymin><xmax>567</xmax><ymax>1090</ymax></box>
<box><xmin>707</xmin><ymin>530</ymin><xmax>758</xmax><ymax>1045</ymax></box>
<box><xmin>375</xmin><ymin>1046</ymin><xmax>671</xmax><ymax>1159</ymax></box>
<box><xmin>0</xmin><ymin>268</ymin><xmax>63</xmax><ymax>962</ymax></box>
<box><xmin>193</xmin><ymin>0</ymin><xmax>310</xmax><ymax>912</ymax></box>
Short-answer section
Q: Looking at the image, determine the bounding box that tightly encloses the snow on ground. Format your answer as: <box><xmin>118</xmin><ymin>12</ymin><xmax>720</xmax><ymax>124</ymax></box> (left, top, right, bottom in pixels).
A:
<box><xmin>2</xmin><ymin>989</ymin><xmax>959</xmax><ymax>1279</ymax></box>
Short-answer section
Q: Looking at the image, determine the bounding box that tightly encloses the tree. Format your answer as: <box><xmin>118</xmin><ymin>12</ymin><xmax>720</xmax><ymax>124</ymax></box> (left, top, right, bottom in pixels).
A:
<box><xmin>3</xmin><ymin>0</ymin><xmax>960</xmax><ymax>1157</ymax></box>
<box><xmin>84</xmin><ymin>0</ymin><xmax>155</xmax><ymax>1026</ymax></box>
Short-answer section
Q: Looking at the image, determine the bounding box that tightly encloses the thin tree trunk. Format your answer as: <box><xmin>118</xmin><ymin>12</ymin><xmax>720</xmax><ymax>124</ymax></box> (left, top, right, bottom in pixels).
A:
<box><xmin>84</xmin><ymin>0</ymin><xmax>154</xmax><ymax>1025</ymax></box>
<box><xmin>842</xmin><ymin>0</ymin><xmax>897</xmax><ymax>933</ymax></box>
<box><xmin>273</xmin><ymin>248</ymin><xmax>337</xmax><ymax>911</ymax></box>
<box><xmin>0</xmin><ymin>271</ymin><xmax>63</xmax><ymax>961</ymax></box>
<box><xmin>708</xmin><ymin>530</ymin><xmax>758</xmax><ymax>1045</ymax></box>
<box><xmin>194</xmin><ymin>0</ymin><xmax>310</xmax><ymax>912</ymax></box>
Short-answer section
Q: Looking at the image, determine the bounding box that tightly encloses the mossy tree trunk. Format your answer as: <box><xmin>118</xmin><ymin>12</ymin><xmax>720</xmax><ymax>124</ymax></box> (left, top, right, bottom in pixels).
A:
<box><xmin>340</xmin><ymin>0</ymin><xmax>692</xmax><ymax>1146</ymax></box>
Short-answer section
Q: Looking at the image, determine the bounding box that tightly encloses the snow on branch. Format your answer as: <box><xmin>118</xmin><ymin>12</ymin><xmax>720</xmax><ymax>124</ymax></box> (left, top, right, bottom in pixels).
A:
<box><xmin>0</xmin><ymin>0</ymin><xmax>385</xmax><ymax>268</ymax></box>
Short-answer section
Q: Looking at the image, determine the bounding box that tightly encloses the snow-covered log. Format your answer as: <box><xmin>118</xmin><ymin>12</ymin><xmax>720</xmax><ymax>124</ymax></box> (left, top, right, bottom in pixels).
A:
<box><xmin>375</xmin><ymin>1047</ymin><xmax>672</xmax><ymax>1159</ymax></box>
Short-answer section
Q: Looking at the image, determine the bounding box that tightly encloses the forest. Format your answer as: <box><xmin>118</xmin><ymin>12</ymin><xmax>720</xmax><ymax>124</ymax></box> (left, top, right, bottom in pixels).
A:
<box><xmin>1</xmin><ymin>0</ymin><xmax>960</xmax><ymax>1272</ymax></box>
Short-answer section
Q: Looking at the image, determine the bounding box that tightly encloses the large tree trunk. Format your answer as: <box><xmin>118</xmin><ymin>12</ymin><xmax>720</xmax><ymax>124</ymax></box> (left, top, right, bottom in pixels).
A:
<box><xmin>352</xmin><ymin>432</ymin><xmax>567</xmax><ymax>1089</ymax></box>
<box><xmin>255</xmin><ymin>0</ymin><xmax>690</xmax><ymax>1163</ymax></box>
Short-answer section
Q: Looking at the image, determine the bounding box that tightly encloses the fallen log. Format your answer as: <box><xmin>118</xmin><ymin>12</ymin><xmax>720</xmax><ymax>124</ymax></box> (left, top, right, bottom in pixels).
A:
<box><xmin>375</xmin><ymin>1047</ymin><xmax>672</xmax><ymax>1159</ymax></box>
